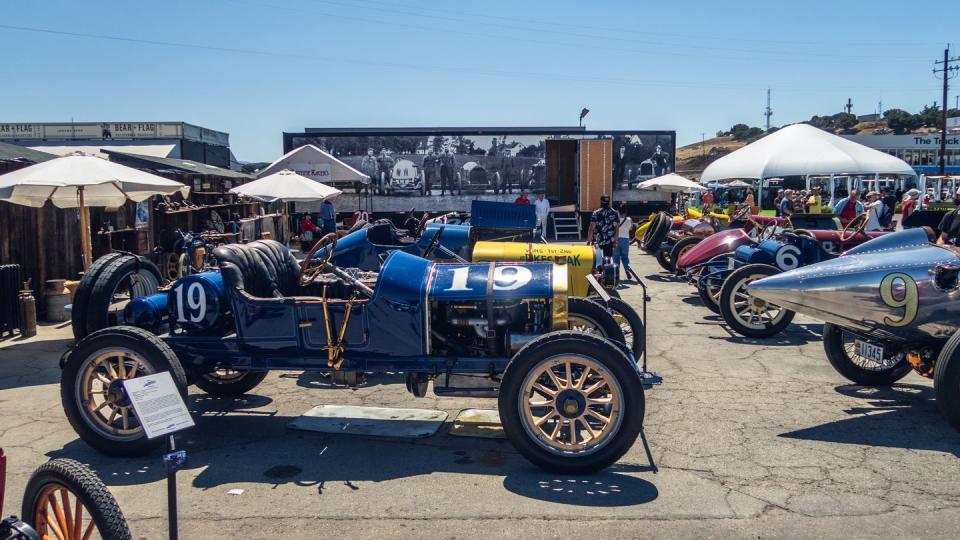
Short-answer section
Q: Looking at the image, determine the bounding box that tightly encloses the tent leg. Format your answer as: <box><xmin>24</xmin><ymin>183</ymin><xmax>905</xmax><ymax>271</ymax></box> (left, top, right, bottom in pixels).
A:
<box><xmin>78</xmin><ymin>186</ymin><xmax>92</xmax><ymax>272</ymax></box>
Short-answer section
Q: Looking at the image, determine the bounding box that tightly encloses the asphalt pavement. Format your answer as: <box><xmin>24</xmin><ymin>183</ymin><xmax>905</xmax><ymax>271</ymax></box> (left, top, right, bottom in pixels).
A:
<box><xmin>1</xmin><ymin>248</ymin><xmax>958</xmax><ymax>539</ymax></box>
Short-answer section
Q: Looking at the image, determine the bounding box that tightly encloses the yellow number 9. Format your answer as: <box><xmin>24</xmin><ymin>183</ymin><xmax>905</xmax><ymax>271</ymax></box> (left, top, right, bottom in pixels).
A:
<box><xmin>879</xmin><ymin>272</ymin><xmax>918</xmax><ymax>327</ymax></box>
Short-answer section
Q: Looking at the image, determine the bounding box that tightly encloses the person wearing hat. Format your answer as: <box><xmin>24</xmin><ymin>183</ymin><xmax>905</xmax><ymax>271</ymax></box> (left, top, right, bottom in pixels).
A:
<box><xmin>863</xmin><ymin>191</ymin><xmax>884</xmax><ymax>231</ymax></box>
<box><xmin>900</xmin><ymin>188</ymin><xmax>920</xmax><ymax>229</ymax></box>
<box><xmin>587</xmin><ymin>195</ymin><xmax>619</xmax><ymax>257</ymax></box>
<box><xmin>937</xmin><ymin>188</ymin><xmax>960</xmax><ymax>246</ymax></box>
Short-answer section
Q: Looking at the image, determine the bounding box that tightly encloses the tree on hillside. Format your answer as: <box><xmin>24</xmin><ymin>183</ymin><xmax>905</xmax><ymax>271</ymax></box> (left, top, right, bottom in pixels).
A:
<box><xmin>805</xmin><ymin>112</ymin><xmax>857</xmax><ymax>133</ymax></box>
<box><xmin>729</xmin><ymin>123</ymin><xmax>764</xmax><ymax>140</ymax></box>
<box><xmin>883</xmin><ymin>109</ymin><xmax>921</xmax><ymax>134</ymax></box>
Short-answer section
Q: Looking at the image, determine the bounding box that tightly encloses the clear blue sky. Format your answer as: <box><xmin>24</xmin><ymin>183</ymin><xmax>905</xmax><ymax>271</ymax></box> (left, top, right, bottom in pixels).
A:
<box><xmin>0</xmin><ymin>0</ymin><xmax>953</xmax><ymax>161</ymax></box>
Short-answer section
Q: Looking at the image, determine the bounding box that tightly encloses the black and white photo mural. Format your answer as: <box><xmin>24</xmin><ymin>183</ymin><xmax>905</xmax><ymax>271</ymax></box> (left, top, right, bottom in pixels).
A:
<box><xmin>285</xmin><ymin>130</ymin><xmax>675</xmax><ymax>212</ymax></box>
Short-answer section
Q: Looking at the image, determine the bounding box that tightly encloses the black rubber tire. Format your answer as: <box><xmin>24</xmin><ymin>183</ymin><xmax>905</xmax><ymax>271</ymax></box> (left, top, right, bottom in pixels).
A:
<box><xmin>71</xmin><ymin>252</ymin><xmax>126</xmax><ymax>341</ymax></box>
<box><xmin>934</xmin><ymin>330</ymin><xmax>960</xmax><ymax>432</ymax></box>
<box><xmin>719</xmin><ymin>264</ymin><xmax>795</xmax><ymax>338</ymax></box>
<box><xmin>590</xmin><ymin>296</ymin><xmax>645</xmax><ymax>360</ymax></box>
<box><xmin>669</xmin><ymin>236</ymin><xmax>703</xmax><ymax>274</ymax></box>
<box><xmin>822</xmin><ymin>323</ymin><xmax>912</xmax><ymax>386</ymax></box>
<box><xmin>655</xmin><ymin>244</ymin><xmax>674</xmax><ymax>271</ymax></box>
<box><xmin>22</xmin><ymin>458</ymin><xmax>132</xmax><ymax>540</ymax></box>
<box><xmin>499</xmin><ymin>331</ymin><xmax>645</xmax><ymax>474</ymax></box>
<box><xmin>641</xmin><ymin>212</ymin><xmax>671</xmax><ymax>252</ymax></box>
<box><xmin>567</xmin><ymin>297</ymin><xmax>625</xmax><ymax>343</ymax></box>
<box><xmin>84</xmin><ymin>256</ymin><xmax>163</xmax><ymax>339</ymax></box>
<box><xmin>61</xmin><ymin>326</ymin><xmax>189</xmax><ymax>456</ymax></box>
<box><xmin>697</xmin><ymin>279</ymin><xmax>722</xmax><ymax>315</ymax></box>
<box><xmin>195</xmin><ymin>370</ymin><xmax>269</xmax><ymax>396</ymax></box>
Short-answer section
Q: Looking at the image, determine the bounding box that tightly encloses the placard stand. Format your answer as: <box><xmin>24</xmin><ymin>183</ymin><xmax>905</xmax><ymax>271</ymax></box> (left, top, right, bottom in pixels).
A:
<box><xmin>163</xmin><ymin>435</ymin><xmax>187</xmax><ymax>540</ymax></box>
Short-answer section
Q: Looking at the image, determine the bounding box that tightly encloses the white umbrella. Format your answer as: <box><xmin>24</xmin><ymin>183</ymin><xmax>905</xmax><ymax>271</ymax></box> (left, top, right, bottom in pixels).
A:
<box><xmin>636</xmin><ymin>173</ymin><xmax>706</xmax><ymax>193</ymax></box>
<box><xmin>0</xmin><ymin>152</ymin><xmax>189</xmax><ymax>270</ymax></box>
<box><xmin>725</xmin><ymin>180</ymin><xmax>752</xmax><ymax>188</ymax></box>
<box><xmin>229</xmin><ymin>169</ymin><xmax>342</xmax><ymax>203</ymax></box>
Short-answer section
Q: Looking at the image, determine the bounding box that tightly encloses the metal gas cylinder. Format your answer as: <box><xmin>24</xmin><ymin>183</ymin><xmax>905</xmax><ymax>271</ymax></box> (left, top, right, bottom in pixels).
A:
<box><xmin>18</xmin><ymin>283</ymin><xmax>37</xmax><ymax>338</ymax></box>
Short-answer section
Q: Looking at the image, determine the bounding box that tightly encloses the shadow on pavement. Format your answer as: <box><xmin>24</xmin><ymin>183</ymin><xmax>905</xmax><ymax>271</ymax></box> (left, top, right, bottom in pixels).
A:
<box><xmin>46</xmin><ymin>392</ymin><xmax>659</xmax><ymax>506</ymax></box>
<box><xmin>709</xmin><ymin>323</ymin><xmax>823</xmax><ymax>346</ymax></box>
<box><xmin>0</xmin><ymin>337</ymin><xmax>72</xmax><ymax>390</ymax></box>
<box><xmin>779</xmin><ymin>384</ymin><xmax>960</xmax><ymax>456</ymax></box>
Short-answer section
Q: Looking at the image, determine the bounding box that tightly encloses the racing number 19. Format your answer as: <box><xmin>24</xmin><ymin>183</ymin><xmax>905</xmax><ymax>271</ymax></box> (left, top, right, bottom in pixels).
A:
<box><xmin>445</xmin><ymin>265</ymin><xmax>533</xmax><ymax>292</ymax></box>
<box><xmin>879</xmin><ymin>272</ymin><xmax>918</xmax><ymax>327</ymax></box>
<box><xmin>173</xmin><ymin>282</ymin><xmax>207</xmax><ymax>323</ymax></box>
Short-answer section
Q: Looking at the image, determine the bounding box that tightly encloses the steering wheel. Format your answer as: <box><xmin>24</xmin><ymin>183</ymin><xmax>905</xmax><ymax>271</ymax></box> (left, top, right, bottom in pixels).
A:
<box><xmin>838</xmin><ymin>212</ymin><xmax>868</xmax><ymax>249</ymax></box>
<box><xmin>747</xmin><ymin>215</ymin><xmax>776</xmax><ymax>241</ymax></box>
<box><xmin>401</xmin><ymin>207</ymin><xmax>418</xmax><ymax>234</ymax></box>
<box><xmin>731</xmin><ymin>205</ymin><xmax>751</xmax><ymax>222</ymax></box>
<box><xmin>299</xmin><ymin>233</ymin><xmax>338</xmax><ymax>286</ymax></box>
<box><xmin>422</xmin><ymin>225</ymin><xmax>445</xmax><ymax>259</ymax></box>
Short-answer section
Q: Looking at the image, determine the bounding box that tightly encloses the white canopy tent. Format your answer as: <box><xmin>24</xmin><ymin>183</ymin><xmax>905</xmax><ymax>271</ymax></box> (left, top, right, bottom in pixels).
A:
<box><xmin>701</xmin><ymin>124</ymin><xmax>915</xmax><ymax>206</ymax></box>
<box><xmin>0</xmin><ymin>153</ymin><xmax>189</xmax><ymax>270</ymax></box>
<box><xmin>636</xmin><ymin>173</ymin><xmax>706</xmax><ymax>193</ymax></box>
<box><xmin>229</xmin><ymin>169</ymin><xmax>342</xmax><ymax>203</ymax></box>
<box><xmin>258</xmin><ymin>144</ymin><xmax>370</xmax><ymax>185</ymax></box>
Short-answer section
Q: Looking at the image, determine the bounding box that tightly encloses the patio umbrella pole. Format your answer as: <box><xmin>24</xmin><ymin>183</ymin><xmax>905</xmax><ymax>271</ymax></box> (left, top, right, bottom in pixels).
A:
<box><xmin>78</xmin><ymin>186</ymin><xmax>92</xmax><ymax>272</ymax></box>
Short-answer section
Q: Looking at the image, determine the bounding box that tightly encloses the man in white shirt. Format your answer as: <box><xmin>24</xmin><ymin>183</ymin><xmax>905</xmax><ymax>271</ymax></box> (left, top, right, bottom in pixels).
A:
<box><xmin>534</xmin><ymin>191</ymin><xmax>550</xmax><ymax>239</ymax></box>
<box><xmin>613</xmin><ymin>201</ymin><xmax>634</xmax><ymax>281</ymax></box>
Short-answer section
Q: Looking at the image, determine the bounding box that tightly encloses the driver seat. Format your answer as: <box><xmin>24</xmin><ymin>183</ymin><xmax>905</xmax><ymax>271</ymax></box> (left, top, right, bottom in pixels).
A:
<box><xmin>213</xmin><ymin>240</ymin><xmax>301</xmax><ymax>298</ymax></box>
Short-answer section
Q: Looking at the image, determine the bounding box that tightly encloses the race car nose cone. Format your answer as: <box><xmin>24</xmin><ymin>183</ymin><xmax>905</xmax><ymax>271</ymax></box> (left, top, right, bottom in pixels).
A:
<box><xmin>744</xmin><ymin>272</ymin><xmax>803</xmax><ymax>308</ymax></box>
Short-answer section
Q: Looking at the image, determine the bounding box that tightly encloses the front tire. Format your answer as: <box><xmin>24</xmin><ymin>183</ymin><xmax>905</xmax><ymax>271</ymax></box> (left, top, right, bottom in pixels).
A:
<box><xmin>719</xmin><ymin>264</ymin><xmax>795</xmax><ymax>338</ymax></box>
<box><xmin>655</xmin><ymin>244</ymin><xmax>674</xmax><ymax>271</ymax></box>
<box><xmin>696</xmin><ymin>276</ymin><xmax>723</xmax><ymax>315</ymax></box>
<box><xmin>195</xmin><ymin>369</ymin><xmax>269</xmax><ymax>396</ymax></box>
<box><xmin>934</xmin><ymin>330</ymin><xmax>960</xmax><ymax>432</ymax></box>
<box><xmin>499</xmin><ymin>331</ymin><xmax>645</xmax><ymax>473</ymax></box>
<box><xmin>823</xmin><ymin>323</ymin><xmax>912</xmax><ymax>386</ymax></box>
<box><xmin>61</xmin><ymin>326</ymin><xmax>188</xmax><ymax>456</ymax></box>
<box><xmin>22</xmin><ymin>458</ymin><xmax>132</xmax><ymax>540</ymax></box>
<box><xmin>567</xmin><ymin>297</ymin><xmax>625</xmax><ymax>343</ymax></box>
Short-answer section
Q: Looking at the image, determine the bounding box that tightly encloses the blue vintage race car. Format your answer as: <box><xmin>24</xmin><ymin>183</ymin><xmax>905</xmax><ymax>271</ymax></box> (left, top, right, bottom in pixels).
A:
<box><xmin>61</xmin><ymin>239</ymin><xmax>658</xmax><ymax>473</ymax></box>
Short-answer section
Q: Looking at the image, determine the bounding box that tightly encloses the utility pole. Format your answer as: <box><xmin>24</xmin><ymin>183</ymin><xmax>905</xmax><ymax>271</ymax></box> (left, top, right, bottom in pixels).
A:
<box><xmin>764</xmin><ymin>88</ymin><xmax>773</xmax><ymax>131</ymax></box>
<box><xmin>845</xmin><ymin>98</ymin><xmax>853</xmax><ymax>114</ymax></box>
<box><xmin>934</xmin><ymin>46</ymin><xmax>960</xmax><ymax>175</ymax></box>
<box><xmin>701</xmin><ymin>132</ymin><xmax>705</xmax><ymax>158</ymax></box>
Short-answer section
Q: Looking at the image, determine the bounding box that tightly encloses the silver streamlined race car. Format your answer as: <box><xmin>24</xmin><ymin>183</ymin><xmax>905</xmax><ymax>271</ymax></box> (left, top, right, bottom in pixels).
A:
<box><xmin>745</xmin><ymin>227</ymin><xmax>960</xmax><ymax>431</ymax></box>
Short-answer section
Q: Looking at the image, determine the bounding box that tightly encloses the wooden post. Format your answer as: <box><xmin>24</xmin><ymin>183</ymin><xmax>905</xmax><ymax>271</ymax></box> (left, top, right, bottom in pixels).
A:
<box><xmin>78</xmin><ymin>186</ymin><xmax>92</xmax><ymax>271</ymax></box>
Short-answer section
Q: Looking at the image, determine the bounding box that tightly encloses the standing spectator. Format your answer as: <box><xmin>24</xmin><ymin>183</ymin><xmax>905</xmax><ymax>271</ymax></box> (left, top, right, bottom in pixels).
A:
<box><xmin>319</xmin><ymin>199</ymin><xmax>337</xmax><ymax>236</ymax></box>
<box><xmin>613</xmin><ymin>201</ymin><xmax>634</xmax><ymax>281</ymax></box>
<box><xmin>701</xmin><ymin>190</ymin><xmax>715</xmax><ymax>214</ymax></box>
<box><xmin>742</xmin><ymin>189</ymin><xmax>755</xmax><ymax>212</ymax></box>
<box><xmin>779</xmin><ymin>189</ymin><xmax>796</xmax><ymax>218</ymax></box>
<box><xmin>863</xmin><ymin>191</ymin><xmax>884</xmax><ymax>231</ymax></box>
<box><xmin>514</xmin><ymin>190</ymin><xmax>530</xmax><ymax>205</ymax></box>
<box><xmin>587</xmin><ymin>195</ymin><xmax>618</xmax><ymax>258</ymax></box>
<box><xmin>300</xmin><ymin>214</ymin><xmax>318</xmax><ymax>242</ymax></box>
<box><xmin>774</xmin><ymin>189</ymin><xmax>785</xmax><ymax>217</ymax></box>
<box><xmin>900</xmin><ymin>189</ymin><xmax>920</xmax><ymax>228</ymax></box>
<box><xmin>806</xmin><ymin>187</ymin><xmax>823</xmax><ymax>213</ymax></box>
<box><xmin>881</xmin><ymin>189</ymin><xmax>898</xmax><ymax>228</ymax></box>
<box><xmin>534</xmin><ymin>191</ymin><xmax>550</xmax><ymax>238</ymax></box>
<box><xmin>833</xmin><ymin>190</ymin><xmax>864</xmax><ymax>226</ymax></box>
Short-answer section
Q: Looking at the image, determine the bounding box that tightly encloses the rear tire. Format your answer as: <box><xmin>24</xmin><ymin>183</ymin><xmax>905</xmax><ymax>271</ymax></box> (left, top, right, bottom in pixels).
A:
<box><xmin>61</xmin><ymin>326</ymin><xmax>188</xmax><ymax>456</ymax></box>
<box><xmin>655</xmin><ymin>244</ymin><xmax>674</xmax><ymax>271</ymax></box>
<box><xmin>589</xmin><ymin>296</ymin><xmax>645</xmax><ymax>360</ymax></box>
<box><xmin>641</xmin><ymin>212</ymin><xmax>671</xmax><ymax>252</ymax></box>
<box><xmin>719</xmin><ymin>264</ymin><xmax>795</xmax><ymax>338</ymax></box>
<box><xmin>567</xmin><ymin>297</ymin><xmax>625</xmax><ymax>343</ymax></box>
<box><xmin>823</xmin><ymin>323</ymin><xmax>912</xmax><ymax>386</ymax></box>
<box><xmin>22</xmin><ymin>458</ymin><xmax>131</xmax><ymax>540</ymax></box>
<box><xmin>934</xmin><ymin>330</ymin><xmax>960</xmax><ymax>432</ymax></box>
<box><xmin>499</xmin><ymin>331</ymin><xmax>644</xmax><ymax>473</ymax></box>
<box><xmin>195</xmin><ymin>370</ymin><xmax>269</xmax><ymax>396</ymax></box>
<box><xmin>697</xmin><ymin>278</ymin><xmax>722</xmax><ymax>315</ymax></box>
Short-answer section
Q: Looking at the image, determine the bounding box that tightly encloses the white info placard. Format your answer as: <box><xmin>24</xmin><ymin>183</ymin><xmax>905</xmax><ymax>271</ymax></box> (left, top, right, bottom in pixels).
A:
<box><xmin>122</xmin><ymin>372</ymin><xmax>195</xmax><ymax>439</ymax></box>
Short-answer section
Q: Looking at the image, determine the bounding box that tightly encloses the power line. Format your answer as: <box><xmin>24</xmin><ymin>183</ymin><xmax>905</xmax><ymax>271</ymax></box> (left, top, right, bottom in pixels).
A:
<box><xmin>340</xmin><ymin>0</ymin><xmax>941</xmax><ymax>48</ymax></box>
<box><xmin>0</xmin><ymin>23</ymin><xmax>940</xmax><ymax>93</ymax></box>
<box><xmin>289</xmin><ymin>0</ymin><xmax>927</xmax><ymax>61</ymax></box>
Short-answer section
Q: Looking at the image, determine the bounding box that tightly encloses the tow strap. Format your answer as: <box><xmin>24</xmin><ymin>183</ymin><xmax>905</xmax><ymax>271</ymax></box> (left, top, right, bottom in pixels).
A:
<box><xmin>321</xmin><ymin>286</ymin><xmax>356</xmax><ymax>370</ymax></box>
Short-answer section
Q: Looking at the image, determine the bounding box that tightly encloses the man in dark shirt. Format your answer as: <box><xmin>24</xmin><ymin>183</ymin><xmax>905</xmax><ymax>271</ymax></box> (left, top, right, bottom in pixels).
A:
<box><xmin>587</xmin><ymin>195</ymin><xmax>619</xmax><ymax>257</ymax></box>
<box><xmin>937</xmin><ymin>189</ymin><xmax>960</xmax><ymax>246</ymax></box>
